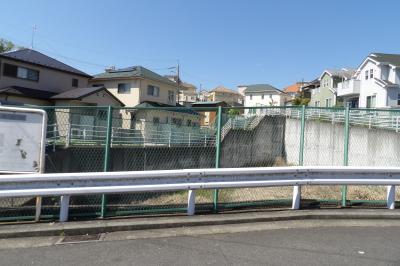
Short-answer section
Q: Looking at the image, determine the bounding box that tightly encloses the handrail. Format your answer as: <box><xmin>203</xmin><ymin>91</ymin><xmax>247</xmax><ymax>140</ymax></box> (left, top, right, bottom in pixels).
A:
<box><xmin>1</xmin><ymin>166</ymin><xmax>399</xmax><ymax>221</ymax></box>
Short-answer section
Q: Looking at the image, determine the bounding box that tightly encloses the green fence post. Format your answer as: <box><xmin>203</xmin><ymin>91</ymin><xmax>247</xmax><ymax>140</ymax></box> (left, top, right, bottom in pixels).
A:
<box><xmin>342</xmin><ymin>105</ymin><xmax>350</xmax><ymax>207</ymax></box>
<box><xmin>213</xmin><ymin>106</ymin><xmax>222</xmax><ymax>211</ymax></box>
<box><xmin>299</xmin><ymin>105</ymin><xmax>306</xmax><ymax>165</ymax></box>
<box><xmin>101</xmin><ymin>106</ymin><xmax>113</xmax><ymax>218</ymax></box>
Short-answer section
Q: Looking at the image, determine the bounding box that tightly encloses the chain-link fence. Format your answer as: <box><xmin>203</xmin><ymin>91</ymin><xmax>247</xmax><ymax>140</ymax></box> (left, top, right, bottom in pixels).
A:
<box><xmin>2</xmin><ymin>105</ymin><xmax>400</xmax><ymax>221</ymax></box>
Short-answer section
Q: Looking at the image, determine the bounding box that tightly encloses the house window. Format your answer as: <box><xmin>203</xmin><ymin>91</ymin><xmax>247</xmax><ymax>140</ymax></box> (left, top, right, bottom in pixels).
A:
<box><xmin>397</xmin><ymin>93</ymin><xmax>400</xmax><ymax>105</ymax></box>
<box><xmin>250</xmin><ymin>94</ymin><xmax>253</xmax><ymax>100</ymax></box>
<box><xmin>92</xmin><ymin>84</ymin><xmax>104</xmax><ymax>87</ymax></box>
<box><xmin>187</xmin><ymin>120</ymin><xmax>192</xmax><ymax>126</ymax></box>
<box><xmin>370</xmin><ymin>69</ymin><xmax>374</xmax><ymax>79</ymax></box>
<box><xmin>147</xmin><ymin>85</ymin><xmax>159</xmax><ymax>97</ymax></box>
<box><xmin>168</xmin><ymin>90</ymin><xmax>175</xmax><ymax>103</ymax></box>
<box><xmin>153</xmin><ymin>117</ymin><xmax>160</xmax><ymax>124</ymax></box>
<box><xmin>315</xmin><ymin>101</ymin><xmax>320</xmax><ymax>107</ymax></box>
<box><xmin>72</xmin><ymin>78</ymin><xmax>79</xmax><ymax>87</ymax></box>
<box><xmin>117</xmin><ymin>83</ymin><xmax>131</xmax><ymax>94</ymax></box>
<box><xmin>3</xmin><ymin>63</ymin><xmax>39</xmax><ymax>81</ymax></box>
<box><xmin>365</xmin><ymin>70</ymin><xmax>369</xmax><ymax>80</ymax></box>
<box><xmin>366</xmin><ymin>95</ymin><xmax>376</xmax><ymax>108</ymax></box>
<box><xmin>261</xmin><ymin>94</ymin><xmax>264</xmax><ymax>100</ymax></box>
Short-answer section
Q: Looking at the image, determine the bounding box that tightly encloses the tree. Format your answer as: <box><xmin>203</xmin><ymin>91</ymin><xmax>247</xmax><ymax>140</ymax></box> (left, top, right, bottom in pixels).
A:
<box><xmin>292</xmin><ymin>97</ymin><xmax>310</xmax><ymax>106</ymax></box>
<box><xmin>227</xmin><ymin>108</ymin><xmax>240</xmax><ymax>118</ymax></box>
<box><xmin>0</xmin><ymin>38</ymin><xmax>16</xmax><ymax>53</ymax></box>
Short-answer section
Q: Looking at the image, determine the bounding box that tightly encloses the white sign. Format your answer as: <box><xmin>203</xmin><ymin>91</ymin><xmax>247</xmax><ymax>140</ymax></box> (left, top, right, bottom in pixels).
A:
<box><xmin>0</xmin><ymin>107</ymin><xmax>47</xmax><ymax>173</ymax></box>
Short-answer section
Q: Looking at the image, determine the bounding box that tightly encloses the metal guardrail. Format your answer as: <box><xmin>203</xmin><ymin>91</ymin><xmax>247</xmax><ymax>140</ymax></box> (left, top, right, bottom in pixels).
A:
<box><xmin>1</xmin><ymin>166</ymin><xmax>399</xmax><ymax>222</ymax></box>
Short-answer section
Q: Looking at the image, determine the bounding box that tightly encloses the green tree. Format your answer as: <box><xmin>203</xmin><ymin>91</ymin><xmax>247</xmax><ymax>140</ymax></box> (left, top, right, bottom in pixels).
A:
<box><xmin>292</xmin><ymin>97</ymin><xmax>310</xmax><ymax>106</ymax></box>
<box><xmin>227</xmin><ymin>108</ymin><xmax>240</xmax><ymax>118</ymax></box>
<box><xmin>0</xmin><ymin>38</ymin><xmax>16</xmax><ymax>53</ymax></box>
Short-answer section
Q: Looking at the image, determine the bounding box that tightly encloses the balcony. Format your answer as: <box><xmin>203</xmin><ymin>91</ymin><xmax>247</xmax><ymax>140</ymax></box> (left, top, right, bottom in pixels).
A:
<box><xmin>337</xmin><ymin>79</ymin><xmax>360</xmax><ymax>97</ymax></box>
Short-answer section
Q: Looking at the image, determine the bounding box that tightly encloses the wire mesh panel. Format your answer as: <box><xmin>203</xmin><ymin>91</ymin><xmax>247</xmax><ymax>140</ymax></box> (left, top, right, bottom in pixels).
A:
<box><xmin>104</xmin><ymin>107</ymin><xmax>217</xmax><ymax>216</ymax></box>
<box><xmin>216</xmin><ymin>107</ymin><xmax>300</xmax><ymax>209</ymax></box>
<box><xmin>45</xmin><ymin>106</ymin><xmax>109</xmax><ymax>219</ymax></box>
<box><xmin>347</xmin><ymin>108</ymin><xmax>400</xmax><ymax>206</ymax></box>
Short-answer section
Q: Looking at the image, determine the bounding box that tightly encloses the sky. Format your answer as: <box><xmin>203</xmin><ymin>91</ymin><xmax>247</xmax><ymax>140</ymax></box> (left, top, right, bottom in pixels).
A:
<box><xmin>1</xmin><ymin>0</ymin><xmax>400</xmax><ymax>91</ymax></box>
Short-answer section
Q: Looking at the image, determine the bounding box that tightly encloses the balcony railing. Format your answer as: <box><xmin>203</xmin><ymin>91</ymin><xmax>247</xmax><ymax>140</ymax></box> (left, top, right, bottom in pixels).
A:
<box><xmin>337</xmin><ymin>79</ymin><xmax>360</xmax><ymax>97</ymax></box>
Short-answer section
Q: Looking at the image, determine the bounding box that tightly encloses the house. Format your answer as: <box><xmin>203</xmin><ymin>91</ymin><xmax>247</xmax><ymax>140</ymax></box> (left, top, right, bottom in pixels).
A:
<box><xmin>300</xmin><ymin>79</ymin><xmax>319</xmax><ymax>102</ymax></box>
<box><xmin>191</xmin><ymin>101</ymin><xmax>229</xmax><ymax>126</ymax></box>
<box><xmin>49</xmin><ymin>86</ymin><xmax>125</xmax><ymax>140</ymax></box>
<box><xmin>178</xmin><ymin>82</ymin><xmax>197</xmax><ymax>106</ymax></box>
<box><xmin>208</xmin><ymin>86</ymin><xmax>244</xmax><ymax>105</ymax></box>
<box><xmin>282</xmin><ymin>82</ymin><xmax>305</xmax><ymax>105</ymax></box>
<box><xmin>165</xmin><ymin>75</ymin><xmax>198</xmax><ymax>106</ymax></box>
<box><xmin>0</xmin><ymin>48</ymin><xmax>92</xmax><ymax>106</ymax></box>
<box><xmin>90</xmin><ymin>66</ymin><xmax>178</xmax><ymax>107</ymax></box>
<box><xmin>309</xmin><ymin>69</ymin><xmax>355</xmax><ymax>107</ymax></box>
<box><xmin>239</xmin><ymin>84</ymin><xmax>284</xmax><ymax>113</ymax></box>
<box><xmin>338</xmin><ymin>53</ymin><xmax>400</xmax><ymax>108</ymax></box>
<box><xmin>89</xmin><ymin>66</ymin><xmax>194</xmax><ymax>127</ymax></box>
<box><xmin>198</xmin><ymin>89</ymin><xmax>210</xmax><ymax>102</ymax></box>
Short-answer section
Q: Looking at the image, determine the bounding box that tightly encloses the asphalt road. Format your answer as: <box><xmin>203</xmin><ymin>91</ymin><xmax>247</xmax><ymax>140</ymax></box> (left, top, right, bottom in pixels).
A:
<box><xmin>1</xmin><ymin>226</ymin><xmax>400</xmax><ymax>266</ymax></box>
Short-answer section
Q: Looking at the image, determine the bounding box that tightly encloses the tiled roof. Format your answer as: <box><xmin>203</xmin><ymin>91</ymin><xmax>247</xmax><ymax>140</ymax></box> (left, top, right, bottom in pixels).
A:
<box><xmin>93</xmin><ymin>66</ymin><xmax>177</xmax><ymax>86</ymax></box>
<box><xmin>0</xmin><ymin>49</ymin><xmax>91</xmax><ymax>78</ymax></box>
<box><xmin>210</xmin><ymin>86</ymin><xmax>240</xmax><ymax>94</ymax></box>
<box><xmin>370</xmin><ymin>53</ymin><xmax>400</xmax><ymax>67</ymax></box>
<box><xmin>134</xmin><ymin>101</ymin><xmax>199</xmax><ymax>115</ymax></box>
<box><xmin>283</xmin><ymin>82</ymin><xmax>304</xmax><ymax>93</ymax></box>
<box><xmin>324</xmin><ymin>69</ymin><xmax>356</xmax><ymax>79</ymax></box>
<box><xmin>0</xmin><ymin>86</ymin><xmax>56</xmax><ymax>100</ymax></box>
<box><xmin>242</xmin><ymin>84</ymin><xmax>281</xmax><ymax>93</ymax></box>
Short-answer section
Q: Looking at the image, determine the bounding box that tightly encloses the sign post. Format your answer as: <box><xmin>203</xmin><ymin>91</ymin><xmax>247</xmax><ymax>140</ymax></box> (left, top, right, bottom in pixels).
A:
<box><xmin>0</xmin><ymin>106</ymin><xmax>47</xmax><ymax>221</ymax></box>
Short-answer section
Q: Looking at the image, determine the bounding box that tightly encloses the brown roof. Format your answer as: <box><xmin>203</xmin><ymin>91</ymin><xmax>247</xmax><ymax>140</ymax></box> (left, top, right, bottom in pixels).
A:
<box><xmin>283</xmin><ymin>82</ymin><xmax>304</xmax><ymax>93</ymax></box>
<box><xmin>210</xmin><ymin>86</ymin><xmax>240</xmax><ymax>95</ymax></box>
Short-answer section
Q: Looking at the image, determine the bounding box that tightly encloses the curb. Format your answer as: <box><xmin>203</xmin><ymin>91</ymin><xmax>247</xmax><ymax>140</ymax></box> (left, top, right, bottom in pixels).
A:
<box><xmin>1</xmin><ymin>209</ymin><xmax>400</xmax><ymax>239</ymax></box>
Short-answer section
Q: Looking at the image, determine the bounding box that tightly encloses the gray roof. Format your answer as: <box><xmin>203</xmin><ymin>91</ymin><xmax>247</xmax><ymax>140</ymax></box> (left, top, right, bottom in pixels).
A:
<box><xmin>93</xmin><ymin>66</ymin><xmax>177</xmax><ymax>86</ymax></box>
<box><xmin>242</xmin><ymin>84</ymin><xmax>281</xmax><ymax>93</ymax></box>
<box><xmin>51</xmin><ymin>86</ymin><xmax>125</xmax><ymax>106</ymax></box>
<box><xmin>370</xmin><ymin>53</ymin><xmax>400</xmax><ymax>67</ymax></box>
<box><xmin>0</xmin><ymin>49</ymin><xmax>91</xmax><ymax>78</ymax></box>
<box><xmin>0</xmin><ymin>86</ymin><xmax>56</xmax><ymax>100</ymax></box>
<box><xmin>325</xmin><ymin>69</ymin><xmax>356</xmax><ymax>79</ymax></box>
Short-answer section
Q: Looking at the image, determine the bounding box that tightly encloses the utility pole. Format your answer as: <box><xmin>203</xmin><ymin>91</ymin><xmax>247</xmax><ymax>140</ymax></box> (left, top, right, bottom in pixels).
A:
<box><xmin>176</xmin><ymin>60</ymin><xmax>181</xmax><ymax>104</ymax></box>
<box><xmin>31</xmin><ymin>24</ymin><xmax>37</xmax><ymax>49</ymax></box>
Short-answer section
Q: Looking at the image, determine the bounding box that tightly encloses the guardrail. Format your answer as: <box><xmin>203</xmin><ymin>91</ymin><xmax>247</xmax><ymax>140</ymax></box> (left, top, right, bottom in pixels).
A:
<box><xmin>1</xmin><ymin>166</ymin><xmax>399</xmax><ymax>222</ymax></box>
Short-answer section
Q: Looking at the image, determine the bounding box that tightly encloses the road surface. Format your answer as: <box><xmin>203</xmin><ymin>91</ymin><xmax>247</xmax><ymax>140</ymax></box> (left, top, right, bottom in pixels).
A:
<box><xmin>1</xmin><ymin>222</ymin><xmax>400</xmax><ymax>265</ymax></box>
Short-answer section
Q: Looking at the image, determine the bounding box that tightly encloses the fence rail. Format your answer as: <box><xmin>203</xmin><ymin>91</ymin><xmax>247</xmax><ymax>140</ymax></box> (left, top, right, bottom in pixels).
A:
<box><xmin>0</xmin><ymin>166</ymin><xmax>398</xmax><ymax>221</ymax></box>
<box><xmin>3</xmin><ymin>105</ymin><xmax>400</xmax><ymax>222</ymax></box>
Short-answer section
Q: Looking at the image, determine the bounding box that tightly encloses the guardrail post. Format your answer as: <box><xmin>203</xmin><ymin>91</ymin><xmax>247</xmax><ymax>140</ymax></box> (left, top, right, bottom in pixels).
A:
<box><xmin>213</xmin><ymin>106</ymin><xmax>222</xmax><ymax>212</ymax></box>
<box><xmin>293</xmin><ymin>105</ymin><xmax>306</xmax><ymax>210</ymax></box>
<box><xmin>101</xmin><ymin>106</ymin><xmax>113</xmax><ymax>218</ymax></box>
<box><xmin>187</xmin><ymin>190</ymin><xmax>196</xmax><ymax>215</ymax></box>
<box><xmin>387</xmin><ymin>185</ymin><xmax>395</xmax><ymax>209</ymax></box>
<box><xmin>342</xmin><ymin>105</ymin><xmax>350</xmax><ymax>207</ymax></box>
<box><xmin>60</xmin><ymin>195</ymin><xmax>70</xmax><ymax>222</ymax></box>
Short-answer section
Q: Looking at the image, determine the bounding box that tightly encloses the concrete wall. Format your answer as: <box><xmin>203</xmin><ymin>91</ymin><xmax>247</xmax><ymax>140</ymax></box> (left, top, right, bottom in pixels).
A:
<box><xmin>45</xmin><ymin>115</ymin><xmax>400</xmax><ymax>173</ymax></box>
<box><xmin>285</xmin><ymin>118</ymin><xmax>400</xmax><ymax>167</ymax></box>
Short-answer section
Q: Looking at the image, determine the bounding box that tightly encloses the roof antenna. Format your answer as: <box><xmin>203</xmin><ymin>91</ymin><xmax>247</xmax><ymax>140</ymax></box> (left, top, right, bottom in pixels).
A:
<box><xmin>31</xmin><ymin>24</ymin><xmax>37</xmax><ymax>49</ymax></box>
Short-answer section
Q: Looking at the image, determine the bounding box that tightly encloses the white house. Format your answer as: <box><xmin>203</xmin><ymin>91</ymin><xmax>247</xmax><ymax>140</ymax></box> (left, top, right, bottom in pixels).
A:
<box><xmin>239</xmin><ymin>84</ymin><xmax>284</xmax><ymax>114</ymax></box>
<box><xmin>338</xmin><ymin>53</ymin><xmax>400</xmax><ymax>108</ymax></box>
